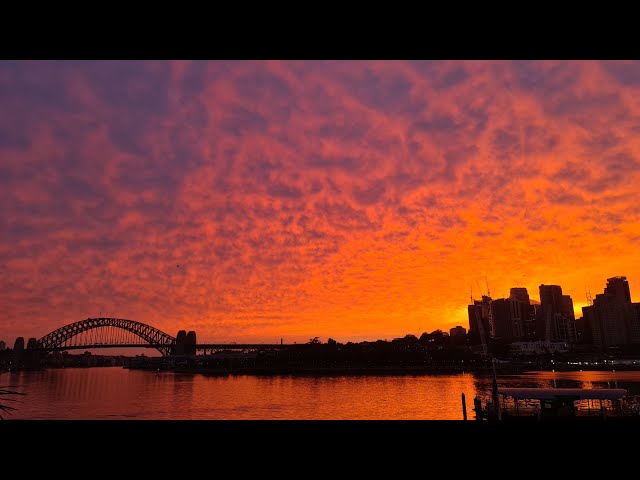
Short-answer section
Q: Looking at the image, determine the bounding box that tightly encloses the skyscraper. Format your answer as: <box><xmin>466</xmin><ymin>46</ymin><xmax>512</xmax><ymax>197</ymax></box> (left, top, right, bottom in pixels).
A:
<box><xmin>509</xmin><ymin>287</ymin><xmax>530</xmax><ymax>304</ymax></box>
<box><xmin>491</xmin><ymin>298</ymin><xmax>513</xmax><ymax>341</ymax></box>
<box><xmin>468</xmin><ymin>296</ymin><xmax>491</xmax><ymax>340</ymax></box>
<box><xmin>509</xmin><ymin>288</ymin><xmax>534</xmax><ymax>340</ymax></box>
<box><xmin>539</xmin><ymin>284</ymin><xmax>577</xmax><ymax>343</ymax></box>
<box><xmin>582</xmin><ymin>276</ymin><xmax>640</xmax><ymax>348</ymax></box>
<box><xmin>474</xmin><ymin>288</ymin><xmax>537</xmax><ymax>343</ymax></box>
<box><xmin>605</xmin><ymin>276</ymin><xmax>632</xmax><ymax>303</ymax></box>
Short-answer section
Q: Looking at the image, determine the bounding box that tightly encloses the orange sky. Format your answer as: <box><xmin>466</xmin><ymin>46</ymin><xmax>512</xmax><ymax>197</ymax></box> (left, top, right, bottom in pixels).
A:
<box><xmin>1</xmin><ymin>60</ymin><xmax>640</xmax><ymax>344</ymax></box>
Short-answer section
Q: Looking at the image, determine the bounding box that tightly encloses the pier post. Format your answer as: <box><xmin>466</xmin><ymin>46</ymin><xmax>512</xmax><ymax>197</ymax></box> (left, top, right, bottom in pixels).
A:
<box><xmin>461</xmin><ymin>392</ymin><xmax>467</xmax><ymax>420</ymax></box>
<box><xmin>474</xmin><ymin>397</ymin><xmax>483</xmax><ymax>420</ymax></box>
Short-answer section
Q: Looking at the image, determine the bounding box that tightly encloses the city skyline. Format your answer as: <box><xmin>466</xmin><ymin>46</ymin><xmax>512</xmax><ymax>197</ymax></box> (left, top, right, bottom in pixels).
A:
<box><xmin>3</xmin><ymin>275</ymin><xmax>638</xmax><ymax>367</ymax></box>
<box><xmin>2</xmin><ymin>272</ymin><xmax>636</xmax><ymax>347</ymax></box>
<box><xmin>2</xmin><ymin>60</ymin><xmax>640</xmax><ymax>344</ymax></box>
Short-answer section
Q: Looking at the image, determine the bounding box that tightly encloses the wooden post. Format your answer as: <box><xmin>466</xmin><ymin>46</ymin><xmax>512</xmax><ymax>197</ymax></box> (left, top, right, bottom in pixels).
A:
<box><xmin>462</xmin><ymin>392</ymin><xmax>467</xmax><ymax>421</ymax></box>
<box><xmin>492</xmin><ymin>358</ymin><xmax>501</xmax><ymax>420</ymax></box>
<box><xmin>474</xmin><ymin>397</ymin><xmax>483</xmax><ymax>420</ymax></box>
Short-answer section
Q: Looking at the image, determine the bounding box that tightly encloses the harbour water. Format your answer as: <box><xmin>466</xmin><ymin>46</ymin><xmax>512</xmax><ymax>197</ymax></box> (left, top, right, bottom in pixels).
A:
<box><xmin>3</xmin><ymin>368</ymin><xmax>640</xmax><ymax>420</ymax></box>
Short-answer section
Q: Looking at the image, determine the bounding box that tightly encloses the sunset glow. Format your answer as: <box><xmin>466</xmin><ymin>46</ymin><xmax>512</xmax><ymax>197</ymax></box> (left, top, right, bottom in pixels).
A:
<box><xmin>2</xmin><ymin>60</ymin><xmax>640</xmax><ymax>343</ymax></box>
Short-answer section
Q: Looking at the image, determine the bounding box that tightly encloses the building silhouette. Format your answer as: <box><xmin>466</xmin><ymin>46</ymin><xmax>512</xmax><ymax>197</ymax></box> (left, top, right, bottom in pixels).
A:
<box><xmin>491</xmin><ymin>298</ymin><xmax>513</xmax><ymax>341</ymax></box>
<box><xmin>185</xmin><ymin>331</ymin><xmax>197</xmax><ymax>355</ymax></box>
<box><xmin>509</xmin><ymin>287</ymin><xmax>529</xmax><ymax>304</ymax></box>
<box><xmin>12</xmin><ymin>337</ymin><xmax>25</xmax><ymax>366</ymax></box>
<box><xmin>470</xmin><ymin>287</ymin><xmax>540</xmax><ymax>343</ymax></box>
<box><xmin>173</xmin><ymin>330</ymin><xmax>187</xmax><ymax>355</ymax></box>
<box><xmin>449</xmin><ymin>326</ymin><xmax>466</xmax><ymax>337</ymax></box>
<box><xmin>539</xmin><ymin>284</ymin><xmax>577</xmax><ymax>343</ymax></box>
<box><xmin>0</xmin><ymin>340</ymin><xmax>5</xmax><ymax>350</ymax></box>
<box><xmin>582</xmin><ymin>276</ymin><xmax>640</xmax><ymax>349</ymax></box>
<box><xmin>468</xmin><ymin>295</ymin><xmax>491</xmax><ymax>339</ymax></box>
<box><xmin>509</xmin><ymin>288</ymin><xmax>539</xmax><ymax>340</ymax></box>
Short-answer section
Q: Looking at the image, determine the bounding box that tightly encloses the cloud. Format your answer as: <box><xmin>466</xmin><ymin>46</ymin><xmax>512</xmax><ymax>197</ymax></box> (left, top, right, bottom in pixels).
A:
<box><xmin>2</xmin><ymin>60</ymin><xmax>640</xmax><ymax>344</ymax></box>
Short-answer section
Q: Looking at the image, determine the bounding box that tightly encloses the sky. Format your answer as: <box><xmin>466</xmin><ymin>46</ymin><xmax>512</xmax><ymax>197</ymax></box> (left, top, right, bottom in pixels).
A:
<box><xmin>2</xmin><ymin>60</ymin><xmax>640</xmax><ymax>345</ymax></box>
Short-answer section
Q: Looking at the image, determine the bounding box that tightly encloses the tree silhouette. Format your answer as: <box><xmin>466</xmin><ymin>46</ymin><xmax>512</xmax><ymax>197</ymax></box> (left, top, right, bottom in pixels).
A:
<box><xmin>0</xmin><ymin>386</ymin><xmax>25</xmax><ymax>420</ymax></box>
<box><xmin>430</xmin><ymin>330</ymin><xmax>449</xmax><ymax>344</ymax></box>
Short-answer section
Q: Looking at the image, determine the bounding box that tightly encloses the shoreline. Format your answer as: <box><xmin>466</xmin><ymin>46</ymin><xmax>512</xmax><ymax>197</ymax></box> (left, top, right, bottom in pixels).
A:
<box><xmin>165</xmin><ymin>364</ymin><xmax>640</xmax><ymax>377</ymax></box>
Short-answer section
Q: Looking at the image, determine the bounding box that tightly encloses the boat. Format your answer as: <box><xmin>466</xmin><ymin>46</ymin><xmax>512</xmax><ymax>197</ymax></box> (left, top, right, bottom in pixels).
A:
<box><xmin>482</xmin><ymin>387</ymin><xmax>630</xmax><ymax>420</ymax></box>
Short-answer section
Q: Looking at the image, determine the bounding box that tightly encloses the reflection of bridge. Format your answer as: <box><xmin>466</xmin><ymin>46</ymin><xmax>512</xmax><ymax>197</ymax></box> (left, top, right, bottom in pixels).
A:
<box><xmin>12</xmin><ymin>317</ymin><xmax>290</xmax><ymax>357</ymax></box>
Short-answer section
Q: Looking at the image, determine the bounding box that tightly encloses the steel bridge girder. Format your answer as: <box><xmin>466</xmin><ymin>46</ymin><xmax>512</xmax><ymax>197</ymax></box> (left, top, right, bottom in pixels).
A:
<box><xmin>36</xmin><ymin>318</ymin><xmax>176</xmax><ymax>356</ymax></box>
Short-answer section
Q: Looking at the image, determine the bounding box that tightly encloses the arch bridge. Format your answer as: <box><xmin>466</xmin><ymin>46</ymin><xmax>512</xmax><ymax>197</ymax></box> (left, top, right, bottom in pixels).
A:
<box><xmin>23</xmin><ymin>318</ymin><xmax>289</xmax><ymax>358</ymax></box>
<box><xmin>36</xmin><ymin>318</ymin><xmax>177</xmax><ymax>356</ymax></box>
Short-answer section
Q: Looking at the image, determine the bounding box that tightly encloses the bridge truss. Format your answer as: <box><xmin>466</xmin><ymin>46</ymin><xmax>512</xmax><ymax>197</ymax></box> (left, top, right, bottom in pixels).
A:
<box><xmin>36</xmin><ymin>318</ymin><xmax>176</xmax><ymax>356</ymax></box>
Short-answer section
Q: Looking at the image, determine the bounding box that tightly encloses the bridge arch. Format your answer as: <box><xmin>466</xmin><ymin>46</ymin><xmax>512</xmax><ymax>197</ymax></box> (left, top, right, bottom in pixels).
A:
<box><xmin>36</xmin><ymin>318</ymin><xmax>176</xmax><ymax>356</ymax></box>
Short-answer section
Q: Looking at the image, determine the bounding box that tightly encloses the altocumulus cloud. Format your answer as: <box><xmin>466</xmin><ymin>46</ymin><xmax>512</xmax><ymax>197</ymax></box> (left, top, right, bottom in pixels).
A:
<box><xmin>2</xmin><ymin>60</ymin><xmax>640</xmax><ymax>343</ymax></box>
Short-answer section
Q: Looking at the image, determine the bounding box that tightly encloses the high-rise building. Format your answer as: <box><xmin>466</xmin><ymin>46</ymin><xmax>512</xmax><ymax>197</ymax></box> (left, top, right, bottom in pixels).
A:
<box><xmin>491</xmin><ymin>298</ymin><xmax>513</xmax><ymax>341</ymax></box>
<box><xmin>604</xmin><ymin>276</ymin><xmax>631</xmax><ymax>303</ymax></box>
<box><xmin>449</xmin><ymin>326</ymin><xmax>467</xmax><ymax>337</ymax></box>
<box><xmin>468</xmin><ymin>296</ymin><xmax>491</xmax><ymax>340</ymax></box>
<box><xmin>634</xmin><ymin>303</ymin><xmax>640</xmax><ymax>344</ymax></box>
<box><xmin>509</xmin><ymin>288</ymin><xmax>534</xmax><ymax>340</ymax></box>
<box><xmin>469</xmin><ymin>288</ymin><xmax>542</xmax><ymax>344</ymax></box>
<box><xmin>562</xmin><ymin>295</ymin><xmax>574</xmax><ymax>316</ymax></box>
<box><xmin>539</xmin><ymin>284</ymin><xmax>577</xmax><ymax>343</ymax></box>
<box><xmin>582</xmin><ymin>276</ymin><xmax>640</xmax><ymax>349</ymax></box>
<box><xmin>532</xmin><ymin>303</ymin><xmax>545</xmax><ymax>341</ymax></box>
<box><xmin>574</xmin><ymin>316</ymin><xmax>585</xmax><ymax>342</ymax></box>
<box><xmin>510</xmin><ymin>288</ymin><xmax>530</xmax><ymax>304</ymax></box>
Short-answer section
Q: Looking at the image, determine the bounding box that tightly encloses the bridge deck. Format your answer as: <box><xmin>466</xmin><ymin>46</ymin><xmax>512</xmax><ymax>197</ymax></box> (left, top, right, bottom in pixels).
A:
<box><xmin>196</xmin><ymin>344</ymin><xmax>292</xmax><ymax>350</ymax></box>
<box><xmin>36</xmin><ymin>343</ymin><xmax>294</xmax><ymax>352</ymax></box>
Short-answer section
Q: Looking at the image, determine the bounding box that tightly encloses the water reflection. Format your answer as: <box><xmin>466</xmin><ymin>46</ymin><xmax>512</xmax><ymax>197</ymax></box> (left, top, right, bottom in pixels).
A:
<box><xmin>3</xmin><ymin>368</ymin><xmax>640</xmax><ymax>420</ymax></box>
